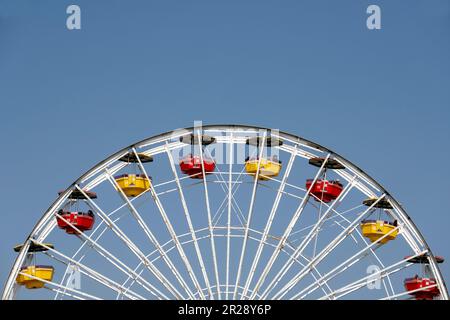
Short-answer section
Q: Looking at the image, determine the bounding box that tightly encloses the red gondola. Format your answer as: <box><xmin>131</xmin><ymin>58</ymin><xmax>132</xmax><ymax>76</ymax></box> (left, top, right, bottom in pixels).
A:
<box><xmin>56</xmin><ymin>210</ymin><xmax>95</xmax><ymax>234</ymax></box>
<box><xmin>179</xmin><ymin>154</ymin><xmax>215</xmax><ymax>178</ymax></box>
<box><xmin>306</xmin><ymin>179</ymin><xmax>343</xmax><ymax>203</ymax></box>
<box><xmin>404</xmin><ymin>276</ymin><xmax>440</xmax><ymax>300</ymax></box>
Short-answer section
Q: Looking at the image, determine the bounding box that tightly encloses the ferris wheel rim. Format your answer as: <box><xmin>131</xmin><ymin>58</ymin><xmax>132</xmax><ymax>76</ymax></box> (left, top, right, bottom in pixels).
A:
<box><xmin>3</xmin><ymin>124</ymin><xmax>448</xmax><ymax>300</ymax></box>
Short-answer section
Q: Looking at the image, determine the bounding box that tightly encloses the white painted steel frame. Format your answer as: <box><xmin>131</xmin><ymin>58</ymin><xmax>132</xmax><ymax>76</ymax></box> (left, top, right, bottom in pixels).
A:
<box><xmin>3</xmin><ymin>125</ymin><xmax>448</xmax><ymax>300</ymax></box>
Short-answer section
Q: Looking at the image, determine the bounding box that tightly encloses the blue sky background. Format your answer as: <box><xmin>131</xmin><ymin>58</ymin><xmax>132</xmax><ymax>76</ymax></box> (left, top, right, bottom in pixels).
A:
<box><xmin>0</xmin><ymin>0</ymin><xmax>449</xmax><ymax>296</ymax></box>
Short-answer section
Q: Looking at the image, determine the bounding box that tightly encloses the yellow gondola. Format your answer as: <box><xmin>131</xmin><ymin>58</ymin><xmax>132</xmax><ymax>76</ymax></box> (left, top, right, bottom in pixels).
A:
<box><xmin>16</xmin><ymin>265</ymin><xmax>54</xmax><ymax>289</ymax></box>
<box><xmin>115</xmin><ymin>174</ymin><xmax>151</xmax><ymax>197</ymax></box>
<box><xmin>361</xmin><ymin>220</ymin><xmax>398</xmax><ymax>244</ymax></box>
<box><xmin>245</xmin><ymin>157</ymin><xmax>282</xmax><ymax>180</ymax></box>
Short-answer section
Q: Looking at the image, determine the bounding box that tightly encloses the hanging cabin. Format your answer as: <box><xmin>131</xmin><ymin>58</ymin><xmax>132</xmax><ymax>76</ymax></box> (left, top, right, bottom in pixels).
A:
<box><xmin>360</xmin><ymin>197</ymin><xmax>398</xmax><ymax>244</ymax></box>
<box><xmin>404</xmin><ymin>276</ymin><xmax>440</xmax><ymax>300</ymax></box>
<box><xmin>114</xmin><ymin>174</ymin><xmax>151</xmax><ymax>197</ymax></box>
<box><xmin>179</xmin><ymin>133</ymin><xmax>217</xmax><ymax>179</ymax></box>
<box><xmin>16</xmin><ymin>265</ymin><xmax>54</xmax><ymax>289</ymax></box>
<box><xmin>245</xmin><ymin>156</ymin><xmax>282</xmax><ymax>180</ymax></box>
<box><xmin>56</xmin><ymin>209</ymin><xmax>95</xmax><ymax>234</ymax></box>
<box><xmin>306</xmin><ymin>179</ymin><xmax>343</xmax><ymax>203</ymax></box>
<box><xmin>179</xmin><ymin>154</ymin><xmax>216</xmax><ymax>178</ymax></box>
<box><xmin>404</xmin><ymin>254</ymin><xmax>444</xmax><ymax>300</ymax></box>
<box><xmin>244</xmin><ymin>136</ymin><xmax>283</xmax><ymax>180</ymax></box>
<box><xmin>14</xmin><ymin>243</ymin><xmax>55</xmax><ymax>289</ymax></box>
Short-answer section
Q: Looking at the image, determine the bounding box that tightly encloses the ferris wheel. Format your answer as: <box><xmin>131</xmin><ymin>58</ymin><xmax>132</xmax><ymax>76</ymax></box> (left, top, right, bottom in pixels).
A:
<box><xmin>3</xmin><ymin>124</ymin><xmax>448</xmax><ymax>300</ymax></box>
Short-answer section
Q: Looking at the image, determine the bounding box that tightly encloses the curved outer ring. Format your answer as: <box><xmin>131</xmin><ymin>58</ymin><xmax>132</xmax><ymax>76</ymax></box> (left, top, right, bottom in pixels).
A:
<box><xmin>3</xmin><ymin>124</ymin><xmax>448</xmax><ymax>300</ymax></box>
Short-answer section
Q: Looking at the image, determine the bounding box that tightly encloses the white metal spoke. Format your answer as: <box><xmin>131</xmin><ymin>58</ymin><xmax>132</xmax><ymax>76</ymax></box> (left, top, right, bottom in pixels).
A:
<box><xmin>233</xmin><ymin>132</ymin><xmax>267</xmax><ymax>299</ymax></box>
<box><xmin>104</xmin><ymin>169</ymin><xmax>194</xmax><ymax>299</ymax></box>
<box><xmin>380</xmin><ymin>284</ymin><xmax>438</xmax><ymax>301</ymax></box>
<box><xmin>241</xmin><ymin>145</ymin><xmax>297</xmax><ymax>299</ymax></box>
<box><xmin>47</xmin><ymin>287</ymin><xmax>86</xmax><ymax>300</ymax></box>
<box><xmin>211</xmin><ymin>174</ymin><xmax>248</xmax><ymax>226</ymax></box>
<box><xmin>54</xmin><ymin>206</ymin><xmax>168</xmax><ymax>299</ymax></box>
<box><xmin>225</xmin><ymin>132</ymin><xmax>233</xmax><ymax>300</ymax></box>
<box><xmin>131</xmin><ymin>147</ymin><xmax>206</xmax><ymax>299</ymax></box>
<box><xmin>293</xmin><ymin>225</ymin><xmax>404</xmax><ymax>300</ymax></box>
<box><xmin>317</xmin><ymin>251</ymin><xmax>426</xmax><ymax>300</ymax></box>
<box><xmin>213</xmin><ymin>177</ymin><xmax>248</xmax><ymax>227</ymax></box>
<box><xmin>313</xmin><ymin>202</ymin><xmax>396</xmax><ymax>298</ymax></box>
<box><xmin>206</xmin><ymin>146</ymin><xmax>253</xmax><ymax>227</ymax></box>
<box><xmin>17</xmin><ymin>270</ymin><xmax>102</xmax><ymax>300</ymax></box>
<box><xmin>260</xmin><ymin>175</ymin><xmax>356</xmax><ymax>298</ymax></box>
<box><xmin>6</xmin><ymin>125</ymin><xmax>446</xmax><ymax>301</ymax></box>
<box><xmin>56</xmin><ymin>208</ymin><xmax>131</xmax><ymax>300</ymax></box>
<box><xmin>35</xmin><ymin>240</ymin><xmax>144</xmax><ymax>300</ymax></box>
<box><xmin>2</xmin><ymin>190</ymin><xmax>72</xmax><ymax>300</ymax></box>
<box><xmin>165</xmin><ymin>143</ymin><xmax>213</xmax><ymax>299</ymax></box>
<box><xmin>75</xmin><ymin>185</ymin><xmax>181</xmax><ymax>299</ymax></box>
<box><xmin>197</xmin><ymin>130</ymin><xmax>222</xmax><ymax>299</ymax></box>
<box><xmin>249</xmin><ymin>153</ymin><xmax>331</xmax><ymax>299</ymax></box>
<box><xmin>272</xmin><ymin>194</ymin><xmax>387</xmax><ymax>299</ymax></box>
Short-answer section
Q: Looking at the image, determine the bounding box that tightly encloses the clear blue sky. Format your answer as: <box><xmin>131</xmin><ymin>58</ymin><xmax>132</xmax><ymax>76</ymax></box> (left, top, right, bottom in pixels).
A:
<box><xmin>0</xmin><ymin>0</ymin><xmax>449</xmax><ymax>297</ymax></box>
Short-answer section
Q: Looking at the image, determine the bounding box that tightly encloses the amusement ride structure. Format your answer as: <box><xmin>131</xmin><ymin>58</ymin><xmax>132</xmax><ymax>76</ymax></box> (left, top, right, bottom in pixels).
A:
<box><xmin>3</xmin><ymin>125</ymin><xmax>447</xmax><ymax>300</ymax></box>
